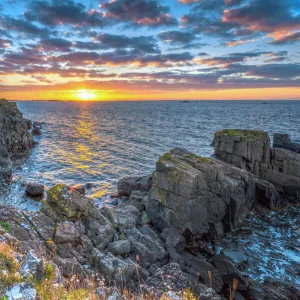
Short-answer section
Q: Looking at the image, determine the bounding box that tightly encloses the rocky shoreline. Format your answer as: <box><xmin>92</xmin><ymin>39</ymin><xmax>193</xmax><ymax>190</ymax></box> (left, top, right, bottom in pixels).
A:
<box><xmin>0</xmin><ymin>100</ymin><xmax>299</xmax><ymax>299</ymax></box>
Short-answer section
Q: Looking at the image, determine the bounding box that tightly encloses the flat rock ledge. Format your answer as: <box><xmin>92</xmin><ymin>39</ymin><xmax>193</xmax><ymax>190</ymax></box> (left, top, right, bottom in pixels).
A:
<box><xmin>0</xmin><ymin>129</ymin><xmax>299</xmax><ymax>299</ymax></box>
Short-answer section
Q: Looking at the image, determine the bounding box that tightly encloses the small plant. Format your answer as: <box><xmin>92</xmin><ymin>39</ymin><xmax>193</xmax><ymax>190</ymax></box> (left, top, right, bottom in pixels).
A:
<box><xmin>0</xmin><ymin>222</ymin><xmax>10</xmax><ymax>233</ymax></box>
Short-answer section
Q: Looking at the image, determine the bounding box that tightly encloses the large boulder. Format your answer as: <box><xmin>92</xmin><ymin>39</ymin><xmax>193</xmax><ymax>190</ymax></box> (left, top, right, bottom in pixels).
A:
<box><xmin>5</xmin><ymin>283</ymin><xmax>37</xmax><ymax>300</ymax></box>
<box><xmin>146</xmin><ymin>148</ymin><xmax>257</xmax><ymax>239</ymax></box>
<box><xmin>25</xmin><ymin>182</ymin><xmax>45</xmax><ymax>197</ymax></box>
<box><xmin>212</xmin><ymin>129</ymin><xmax>270</xmax><ymax>177</ymax></box>
<box><xmin>273</xmin><ymin>133</ymin><xmax>300</xmax><ymax>153</ymax></box>
<box><xmin>117</xmin><ymin>175</ymin><xmax>152</xmax><ymax>197</ymax></box>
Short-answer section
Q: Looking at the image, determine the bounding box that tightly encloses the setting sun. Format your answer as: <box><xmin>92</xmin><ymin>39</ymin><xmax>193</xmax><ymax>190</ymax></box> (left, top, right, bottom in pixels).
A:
<box><xmin>76</xmin><ymin>89</ymin><xmax>96</xmax><ymax>101</ymax></box>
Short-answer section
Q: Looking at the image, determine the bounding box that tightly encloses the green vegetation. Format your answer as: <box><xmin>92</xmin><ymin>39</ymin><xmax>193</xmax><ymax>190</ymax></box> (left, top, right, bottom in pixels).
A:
<box><xmin>183</xmin><ymin>153</ymin><xmax>214</xmax><ymax>164</ymax></box>
<box><xmin>0</xmin><ymin>222</ymin><xmax>10</xmax><ymax>233</ymax></box>
<box><xmin>214</xmin><ymin>129</ymin><xmax>265</xmax><ymax>139</ymax></box>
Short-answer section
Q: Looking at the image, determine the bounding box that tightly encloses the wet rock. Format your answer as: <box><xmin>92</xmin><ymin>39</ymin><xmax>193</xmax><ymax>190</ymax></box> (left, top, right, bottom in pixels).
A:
<box><xmin>213</xmin><ymin>254</ymin><xmax>249</xmax><ymax>291</ymax></box>
<box><xmin>117</xmin><ymin>175</ymin><xmax>152</xmax><ymax>197</ymax></box>
<box><xmin>25</xmin><ymin>182</ymin><xmax>44</xmax><ymax>197</ymax></box>
<box><xmin>20</xmin><ymin>250</ymin><xmax>44</xmax><ymax>282</ymax></box>
<box><xmin>142</xmin><ymin>263</ymin><xmax>221</xmax><ymax>300</ymax></box>
<box><xmin>273</xmin><ymin>133</ymin><xmax>300</xmax><ymax>153</ymax></box>
<box><xmin>107</xmin><ymin>240</ymin><xmax>131</xmax><ymax>255</ymax></box>
<box><xmin>5</xmin><ymin>283</ymin><xmax>37</xmax><ymax>300</ymax></box>
<box><xmin>221</xmin><ymin>250</ymin><xmax>248</xmax><ymax>264</ymax></box>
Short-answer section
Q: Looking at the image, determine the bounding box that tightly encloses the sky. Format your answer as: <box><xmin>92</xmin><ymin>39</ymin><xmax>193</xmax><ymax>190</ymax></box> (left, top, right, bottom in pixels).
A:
<box><xmin>0</xmin><ymin>0</ymin><xmax>299</xmax><ymax>101</ymax></box>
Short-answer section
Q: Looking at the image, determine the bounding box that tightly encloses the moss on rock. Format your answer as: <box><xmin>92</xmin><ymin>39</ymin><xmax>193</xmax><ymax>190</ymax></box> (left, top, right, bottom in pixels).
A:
<box><xmin>214</xmin><ymin>129</ymin><xmax>265</xmax><ymax>139</ymax></box>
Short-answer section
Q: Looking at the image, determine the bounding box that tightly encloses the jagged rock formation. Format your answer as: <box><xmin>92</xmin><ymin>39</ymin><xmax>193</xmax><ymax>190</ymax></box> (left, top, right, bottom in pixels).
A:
<box><xmin>0</xmin><ymin>99</ymin><xmax>34</xmax><ymax>186</ymax></box>
<box><xmin>1</xmin><ymin>125</ymin><xmax>299</xmax><ymax>299</ymax></box>
<box><xmin>213</xmin><ymin>129</ymin><xmax>300</xmax><ymax>204</ymax></box>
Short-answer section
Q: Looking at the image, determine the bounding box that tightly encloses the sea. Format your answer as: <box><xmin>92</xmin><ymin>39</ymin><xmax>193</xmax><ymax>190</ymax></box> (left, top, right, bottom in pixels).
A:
<box><xmin>1</xmin><ymin>100</ymin><xmax>300</xmax><ymax>288</ymax></box>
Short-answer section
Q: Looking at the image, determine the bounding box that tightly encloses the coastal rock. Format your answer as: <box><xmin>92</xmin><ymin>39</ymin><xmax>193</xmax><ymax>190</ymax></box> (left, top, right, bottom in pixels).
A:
<box><xmin>25</xmin><ymin>182</ymin><xmax>44</xmax><ymax>197</ymax></box>
<box><xmin>107</xmin><ymin>240</ymin><xmax>131</xmax><ymax>255</ymax></box>
<box><xmin>5</xmin><ymin>283</ymin><xmax>37</xmax><ymax>300</ymax></box>
<box><xmin>20</xmin><ymin>250</ymin><xmax>44</xmax><ymax>282</ymax></box>
<box><xmin>213</xmin><ymin>129</ymin><xmax>300</xmax><ymax>203</ymax></box>
<box><xmin>117</xmin><ymin>175</ymin><xmax>152</xmax><ymax>196</ymax></box>
<box><xmin>42</xmin><ymin>184</ymin><xmax>89</xmax><ymax>221</ymax></box>
<box><xmin>54</xmin><ymin>222</ymin><xmax>80</xmax><ymax>245</ymax></box>
<box><xmin>0</xmin><ymin>100</ymin><xmax>34</xmax><ymax>184</ymax></box>
<box><xmin>142</xmin><ymin>263</ymin><xmax>221</xmax><ymax>300</ymax></box>
<box><xmin>212</xmin><ymin>129</ymin><xmax>270</xmax><ymax>177</ymax></box>
<box><xmin>147</xmin><ymin>148</ymin><xmax>257</xmax><ymax>238</ymax></box>
<box><xmin>213</xmin><ymin>254</ymin><xmax>248</xmax><ymax>291</ymax></box>
<box><xmin>69</xmin><ymin>184</ymin><xmax>86</xmax><ymax>195</ymax></box>
<box><xmin>273</xmin><ymin>133</ymin><xmax>300</xmax><ymax>153</ymax></box>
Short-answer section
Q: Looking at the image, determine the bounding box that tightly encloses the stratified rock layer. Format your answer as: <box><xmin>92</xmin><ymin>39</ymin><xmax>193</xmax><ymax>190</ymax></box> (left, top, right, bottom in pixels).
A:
<box><xmin>147</xmin><ymin>148</ymin><xmax>257</xmax><ymax>238</ymax></box>
<box><xmin>0</xmin><ymin>99</ymin><xmax>34</xmax><ymax>185</ymax></box>
<box><xmin>213</xmin><ymin>129</ymin><xmax>300</xmax><ymax>203</ymax></box>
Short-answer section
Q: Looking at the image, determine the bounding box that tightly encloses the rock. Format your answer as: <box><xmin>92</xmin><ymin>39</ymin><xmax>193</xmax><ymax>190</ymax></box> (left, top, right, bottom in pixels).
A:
<box><xmin>86</xmin><ymin>207</ymin><xmax>115</xmax><ymax>250</ymax></box>
<box><xmin>20</xmin><ymin>250</ymin><xmax>44</xmax><ymax>282</ymax></box>
<box><xmin>147</xmin><ymin>148</ymin><xmax>257</xmax><ymax>238</ymax></box>
<box><xmin>213</xmin><ymin>129</ymin><xmax>300</xmax><ymax>203</ymax></box>
<box><xmin>31</xmin><ymin>123</ymin><xmax>42</xmax><ymax>136</ymax></box>
<box><xmin>117</xmin><ymin>175</ymin><xmax>152</xmax><ymax>197</ymax></box>
<box><xmin>142</xmin><ymin>263</ymin><xmax>221</xmax><ymax>300</ymax></box>
<box><xmin>107</xmin><ymin>240</ymin><xmax>131</xmax><ymax>255</ymax></box>
<box><xmin>127</xmin><ymin>190</ymin><xmax>148</xmax><ymax>211</ymax></box>
<box><xmin>25</xmin><ymin>182</ymin><xmax>44</xmax><ymax>197</ymax></box>
<box><xmin>42</xmin><ymin>184</ymin><xmax>90</xmax><ymax>221</ymax></box>
<box><xmin>69</xmin><ymin>184</ymin><xmax>86</xmax><ymax>195</ymax></box>
<box><xmin>0</xmin><ymin>99</ymin><xmax>34</xmax><ymax>184</ymax></box>
<box><xmin>212</xmin><ymin>129</ymin><xmax>270</xmax><ymax>177</ymax></box>
<box><xmin>55</xmin><ymin>222</ymin><xmax>80</xmax><ymax>245</ymax></box>
<box><xmin>213</xmin><ymin>254</ymin><xmax>249</xmax><ymax>291</ymax></box>
<box><xmin>91</xmin><ymin>249</ymin><xmax>136</xmax><ymax>286</ymax></box>
<box><xmin>5</xmin><ymin>283</ymin><xmax>37</xmax><ymax>300</ymax></box>
<box><xmin>273</xmin><ymin>133</ymin><xmax>300</xmax><ymax>153</ymax></box>
<box><xmin>221</xmin><ymin>250</ymin><xmax>248</xmax><ymax>264</ymax></box>
<box><xmin>125</xmin><ymin>226</ymin><xmax>168</xmax><ymax>268</ymax></box>
<box><xmin>113</xmin><ymin>205</ymin><xmax>140</xmax><ymax>232</ymax></box>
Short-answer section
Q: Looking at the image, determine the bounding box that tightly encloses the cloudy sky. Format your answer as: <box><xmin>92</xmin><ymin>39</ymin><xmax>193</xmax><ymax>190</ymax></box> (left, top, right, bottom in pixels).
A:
<box><xmin>0</xmin><ymin>0</ymin><xmax>299</xmax><ymax>100</ymax></box>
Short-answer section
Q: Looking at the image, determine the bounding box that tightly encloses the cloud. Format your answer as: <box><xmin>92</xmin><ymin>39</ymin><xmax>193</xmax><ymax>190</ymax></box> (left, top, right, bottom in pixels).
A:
<box><xmin>1</xmin><ymin>16</ymin><xmax>53</xmax><ymax>37</ymax></box>
<box><xmin>158</xmin><ymin>30</ymin><xmax>195</xmax><ymax>44</ymax></box>
<box><xmin>25</xmin><ymin>0</ymin><xmax>108</xmax><ymax>27</ymax></box>
<box><xmin>196</xmin><ymin>51</ymin><xmax>270</xmax><ymax>66</ymax></box>
<box><xmin>268</xmin><ymin>31</ymin><xmax>300</xmax><ymax>45</ymax></box>
<box><xmin>39</xmin><ymin>38</ymin><xmax>72</xmax><ymax>52</ymax></box>
<box><xmin>247</xmin><ymin>64</ymin><xmax>300</xmax><ymax>79</ymax></box>
<box><xmin>178</xmin><ymin>0</ymin><xmax>200</xmax><ymax>3</ymax></box>
<box><xmin>100</xmin><ymin>0</ymin><xmax>177</xmax><ymax>27</ymax></box>
<box><xmin>0</xmin><ymin>38</ymin><xmax>13</xmax><ymax>49</ymax></box>
<box><xmin>92</xmin><ymin>34</ymin><xmax>159</xmax><ymax>53</ymax></box>
<box><xmin>223</xmin><ymin>0</ymin><xmax>300</xmax><ymax>32</ymax></box>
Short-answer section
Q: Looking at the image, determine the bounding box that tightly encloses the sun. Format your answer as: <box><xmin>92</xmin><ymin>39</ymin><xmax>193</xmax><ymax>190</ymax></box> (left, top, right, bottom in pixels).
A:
<box><xmin>76</xmin><ymin>89</ymin><xmax>96</xmax><ymax>101</ymax></box>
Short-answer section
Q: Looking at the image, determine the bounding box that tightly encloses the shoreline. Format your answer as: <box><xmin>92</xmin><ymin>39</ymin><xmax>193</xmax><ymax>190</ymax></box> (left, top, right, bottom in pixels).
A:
<box><xmin>0</xmin><ymin>99</ymin><xmax>299</xmax><ymax>299</ymax></box>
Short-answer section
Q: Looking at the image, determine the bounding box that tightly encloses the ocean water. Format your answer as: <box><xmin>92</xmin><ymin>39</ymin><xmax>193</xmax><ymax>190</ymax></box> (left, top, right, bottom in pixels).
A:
<box><xmin>2</xmin><ymin>100</ymin><xmax>300</xmax><ymax>287</ymax></box>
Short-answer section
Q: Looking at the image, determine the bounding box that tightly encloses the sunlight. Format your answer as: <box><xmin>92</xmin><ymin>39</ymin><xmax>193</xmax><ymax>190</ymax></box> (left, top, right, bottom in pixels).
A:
<box><xmin>76</xmin><ymin>89</ymin><xmax>96</xmax><ymax>101</ymax></box>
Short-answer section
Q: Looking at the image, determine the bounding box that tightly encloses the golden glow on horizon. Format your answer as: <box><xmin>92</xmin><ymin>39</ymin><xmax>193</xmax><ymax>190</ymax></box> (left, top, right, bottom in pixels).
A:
<box><xmin>76</xmin><ymin>89</ymin><xmax>96</xmax><ymax>101</ymax></box>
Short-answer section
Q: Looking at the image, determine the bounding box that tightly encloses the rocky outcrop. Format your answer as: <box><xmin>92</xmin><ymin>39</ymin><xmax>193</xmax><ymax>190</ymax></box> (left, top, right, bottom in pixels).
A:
<box><xmin>0</xmin><ymin>99</ymin><xmax>34</xmax><ymax>186</ymax></box>
<box><xmin>213</xmin><ymin>129</ymin><xmax>300</xmax><ymax>204</ymax></box>
<box><xmin>146</xmin><ymin>148</ymin><xmax>257</xmax><ymax>239</ymax></box>
<box><xmin>273</xmin><ymin>133</ymin><xmax>300</xmax><ymax>153</ymax></box>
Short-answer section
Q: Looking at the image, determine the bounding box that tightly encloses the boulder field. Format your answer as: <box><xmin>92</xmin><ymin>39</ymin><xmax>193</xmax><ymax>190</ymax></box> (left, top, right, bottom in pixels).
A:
<box><xmin>0</xmin><ymin>101</ymin><xmax>299</xmax><ymax>299</ymax></box>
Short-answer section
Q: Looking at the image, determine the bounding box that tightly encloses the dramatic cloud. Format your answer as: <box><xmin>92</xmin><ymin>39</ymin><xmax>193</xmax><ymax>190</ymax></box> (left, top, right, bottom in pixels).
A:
<box><xmin>223</xmin><ymin>0</ymin><xmax>300</xmax><ymax>32</ymax></box>
<box><xmin>100</xmin><ymin>0</ymin><xmax>177</xmax><ymax>26</ymax></box>
<box><xmin>39</xmin><ymin>38</ymin><xmax>72</xmax><ymax>52</ymax></box>
<box><xmin>269</xmin><ymin>32</ymin><xmax>300</xmax><ymax>45</ymax></box>
<box><xmin>158</xmin><ymin>31</ymin><xmax>195</xmax><ymax>44</ymax></box>
<box><xmin>24</xmin><ymin>0</ymin><xmax>108</xmax><ymax>27</ymax></box>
